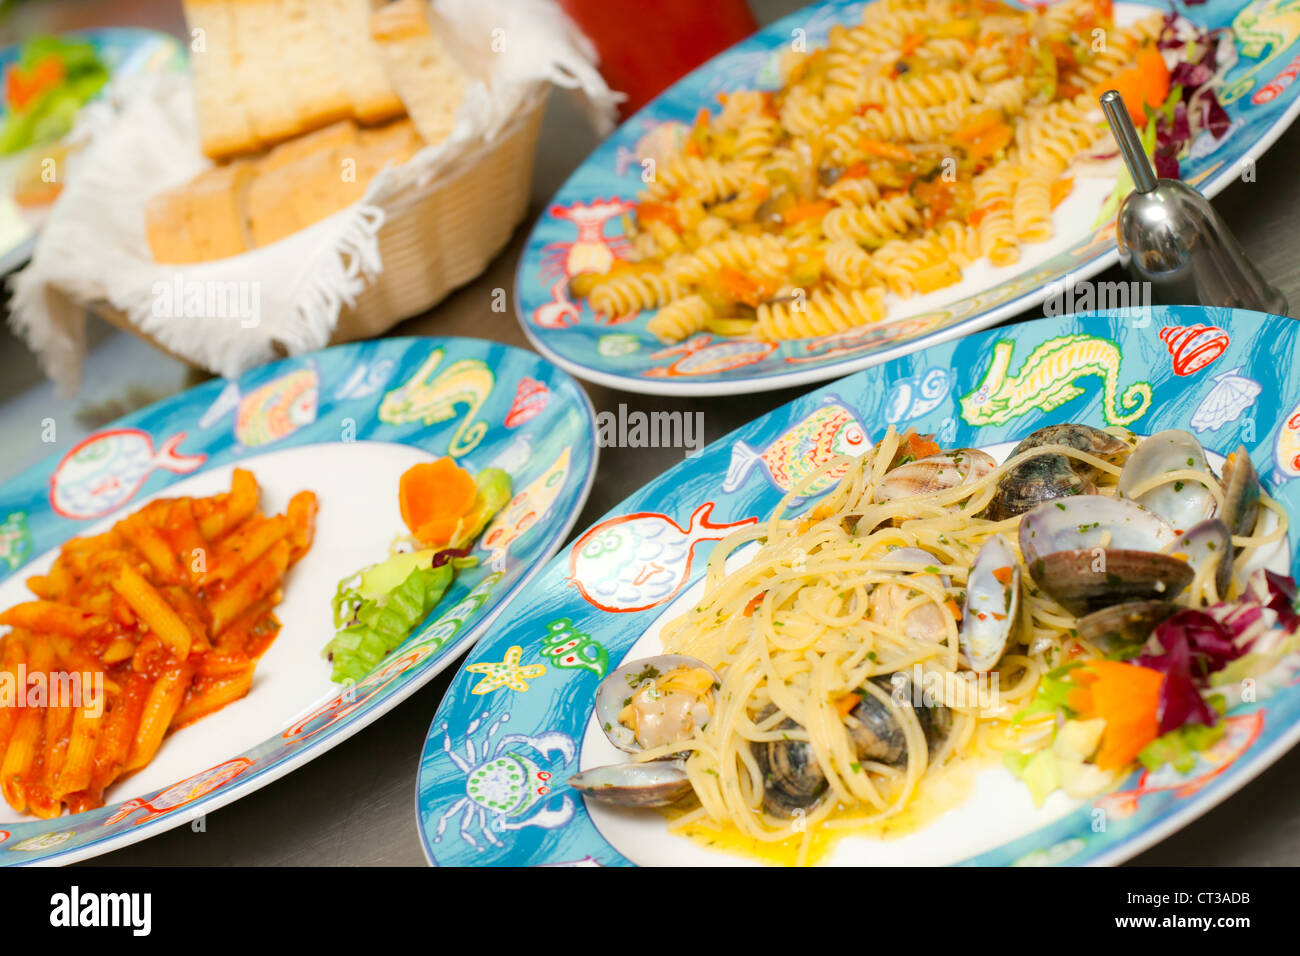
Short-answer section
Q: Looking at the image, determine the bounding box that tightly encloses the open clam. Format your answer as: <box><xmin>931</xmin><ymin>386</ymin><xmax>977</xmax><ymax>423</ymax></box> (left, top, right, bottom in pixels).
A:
<box><xmin>868</xmin><ymin>547</ymin><xmax>951</xmax><ymax>644</ymax></box>
<box><xmin>593</xmin><ymin>654</ymin><xmax>718</xmax><ymax>754</ymax></box>
<box><xmin>1166</xmin><ymin>517</ymin><xmax>1233</xmax><ymax>598</ymax></box>
<box><xmin>568</xmin><ymin>654</ymin><xmax>718</xmax><ymax>808</ymax></box>
<box><xmin>876</xmin><ymin>449</ymin><xmax>996</xmax><ymax>503</ymax></box>
<box><xmin>1220</xmin><ymin>445</ymin><xmax>1261</xmax><ymax>544</ymax></box>
<box><xmin>960</xmin><ymin>534</ymin><xmax>1021</xmax><ymax>672</ymax></box>
<box><xmin>1019</xmin><ymin>496</ymin><xmax>1192</xmax><ymax>616</ymax></box>
<box><xmin>566</xmin><ymin>761</ymin><xmax>694</xmax><ymax>808</ymax></box>
<box><xmin>1055</xmin><ymin>515</ymin><xmax>1227</xmax><ymax>642</ymax></box>
<box><xmin>1076</xmin><ymin>599</ymin><xmax>1178</xmax><ymax>645</ymax></box>
<box><xmin>1117</xmin><ymin>430</ymin><xmax>1218</xmax><ymax>532</ymax></box>
<box><xmin>983</xmin><ymin>424</ymin><xmax>1130</xmax><ymax>521</ymax></box>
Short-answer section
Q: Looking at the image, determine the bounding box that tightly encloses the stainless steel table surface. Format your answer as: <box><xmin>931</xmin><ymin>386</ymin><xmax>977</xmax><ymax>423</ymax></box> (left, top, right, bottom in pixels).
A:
<box><xmin>2</xmin><ymin>0</ymin><xmax>1299</xmax><ymax>866</ymax></box>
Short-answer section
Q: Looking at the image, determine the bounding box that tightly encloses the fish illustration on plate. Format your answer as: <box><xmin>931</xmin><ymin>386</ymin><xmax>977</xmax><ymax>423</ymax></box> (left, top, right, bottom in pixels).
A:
<box><xmin>723</xmin><ymin>399</ymin><xmax>869</xmax><ymax>496</ymax></box>
<box><xmin>504</xmin><ymin>377</ymin><xmax>550</xmax><ymax>429</ymax></box>
<box><xmin>1190</xmin><ymin>367</ymin><xmax>1262</xmax><ymax>433</ymax></box>
<box><xmin>50</xmin><ymin>429</ymin><xmax>206</xmax><ymax>520</ymax></box>
<box><xmin>882</xmin><ymin>367</ymin><xmax>952</xmax><ymax>424</ymax></box>
<box><xmin>0</xmin><ymin>512</ymin><xmax>32</xmax><ymax>572</ymax></box>
<box><xmin>568</xmin><ymin>502</ymin><xmax>757</xmax><ymax>613</ymax></box>
<box><xmin>332</xmin><ymin>357</ymin><xmax>396</xmax><ymax>401</ymax></box>
<box><xmin>1275</xmin><ymin>395</ymin><xmax>1300</xmax><ymax>480</ymax></box>
<box><xmin>199</xmin><ymin>365</ymin><xmax>320</xmax><ymax>448</ymax></box>
<box><xmin>479</xmin><ymin>447</ymin><xmax>571</xmax><ymax>564</ymax></box>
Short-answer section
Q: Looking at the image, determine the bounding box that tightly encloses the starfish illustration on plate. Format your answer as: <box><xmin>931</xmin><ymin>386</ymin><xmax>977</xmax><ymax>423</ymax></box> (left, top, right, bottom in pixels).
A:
<box><xmin>465</xmin><ymin>646</ymin><xmax>547</xmax><ymax>695</ymax></box>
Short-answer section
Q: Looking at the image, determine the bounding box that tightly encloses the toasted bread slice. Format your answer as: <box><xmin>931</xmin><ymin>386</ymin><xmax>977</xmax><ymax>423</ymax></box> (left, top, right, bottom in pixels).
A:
<box><xmin>262</xmin><ymin>119</ymin><xmax>361</xmax><ymax>172</ymax></box>
<box><xmin>185</xmin><ymin>161</ymin><xmax>256</xmax><ymax>260</ymax></box>
<box><xmin>325</xmin><ymin>0</ymin><xmax>406</xmax><ymax>123</ymax></box>
<box><xmin>183</xmin><ymin>0</ymin><xmax>260</xmax><ymax>159</ymax></box>
<box><xmin>281</xmin><ymin>0</ymin><xmax>354</xmax><ymax>130</ymax></box>
<box><xmin>145</xmin><ymin>186</ymin><xmax>203</xmax><ymax>264</ymax></box>
<box><xmin>371</xmin><ymin>0</ymin><xmax>467</xmax><ymax>147</ymax></box>
<box><xmin>229</xmin><ymin>0</ymin><xmax>302</xmax><ymax>144</ymax></box>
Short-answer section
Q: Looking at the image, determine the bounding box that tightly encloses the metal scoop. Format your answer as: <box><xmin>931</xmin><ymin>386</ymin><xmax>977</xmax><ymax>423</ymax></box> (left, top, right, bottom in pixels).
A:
<box><xmin>1100</xmin><ymin>89</ymin><xmax>1286</xmax><ymax>314</ymax></box>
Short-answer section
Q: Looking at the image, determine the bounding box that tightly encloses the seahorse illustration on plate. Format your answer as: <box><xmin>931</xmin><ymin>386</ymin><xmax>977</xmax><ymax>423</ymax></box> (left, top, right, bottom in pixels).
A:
<box><xmin>199</xmin><ymin>365</ymin><xmax>320</xmax><ymax>448</ymax></box>
<box><xmin>50</xmin><ymin>429</ymin><xmax>206</xmax><ymax>520</ymax></box>
<box><xmin>431</xmin><ymin>713</ymin><xmax>577</xmax><ymax>852</ymax></box>
<box><xmin>1222</xmin><ymin>0</ymin><xmax>1300</xmax><ymax>104</ymax></box>
<box><xmin>104</xmin><ymin>758</ymin><xmax>254</xmax><ymax>826</ymax></box>
<box><xmin>378</xmin><ymin>348</ymin><xmax>495</xmax><ymax>457</ymax></box>
<box><xmin>568</xmin><ymin>502</ymin><xmax>757</xmax><ymax>613</ymax></box>
<box><xmin>723</xmin><ymin>399</ymin><xmax>869</xmax><ymax>496</ymax></box>
<box><xmin>959</xmin><ymin>334</ymin><xmax>1153</xmax><ymax>427</ymax></box>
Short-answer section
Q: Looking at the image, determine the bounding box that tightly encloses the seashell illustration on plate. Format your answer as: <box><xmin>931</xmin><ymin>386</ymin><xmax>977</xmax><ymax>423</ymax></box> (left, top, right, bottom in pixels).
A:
<box><xmin>504</xmin><ymin>377</ymin><xmax>550</xmax><ymax>429</ymax></box>
<box><xmin>1190</xmin><ymin>366</ymin><xmax>1262</xmax><ymax>432</ymax></box>
<box><xmin>1159</xmin><ymin>324</ymin><xmax>1230</xmax><ymax>376</ymax></box>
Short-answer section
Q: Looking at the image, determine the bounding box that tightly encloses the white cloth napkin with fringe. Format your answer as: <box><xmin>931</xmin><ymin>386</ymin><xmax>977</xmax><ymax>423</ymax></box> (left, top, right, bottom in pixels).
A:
<box><xmin>9</xmin><ymin>0</ymin><xmax>618</xmax><ymax>395</ymax></box>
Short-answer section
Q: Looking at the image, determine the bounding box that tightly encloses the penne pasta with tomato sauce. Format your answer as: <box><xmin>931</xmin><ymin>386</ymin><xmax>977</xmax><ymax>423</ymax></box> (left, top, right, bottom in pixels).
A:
<box><xmin>0</xmin><ymin>468</ymin><xmax>316</xmax><ymax>817</ymax></box>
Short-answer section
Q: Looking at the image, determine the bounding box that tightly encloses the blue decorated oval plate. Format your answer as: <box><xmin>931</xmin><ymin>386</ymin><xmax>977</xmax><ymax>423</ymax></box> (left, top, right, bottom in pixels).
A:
<box><xmin>515</xmin><ymin>0</ymin><xmax>1300</xmax><ymax>395</ymax></box>
<box><xmin>418</xmin><ymin>308</ymin><xmax>1300</xmax><ymax>866</ymax></box>
<box><xmin>0</xmin><ymin>337</ymin><xmax>596</xmax><ymax>864</ymax></box>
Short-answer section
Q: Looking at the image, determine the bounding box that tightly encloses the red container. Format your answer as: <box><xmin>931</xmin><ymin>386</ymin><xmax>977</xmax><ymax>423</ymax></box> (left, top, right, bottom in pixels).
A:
<box><xmin>559</xmin><ymin>0</ymin><xmax>759</xmax><ymax>118</ymax></box>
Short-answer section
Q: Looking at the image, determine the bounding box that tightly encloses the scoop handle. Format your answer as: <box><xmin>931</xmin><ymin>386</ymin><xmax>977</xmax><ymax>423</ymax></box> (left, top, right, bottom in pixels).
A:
<box><xmin>1101</xmin><ymin>90</ymin><xmax>1157</xmax><ymax>194</ymax></box>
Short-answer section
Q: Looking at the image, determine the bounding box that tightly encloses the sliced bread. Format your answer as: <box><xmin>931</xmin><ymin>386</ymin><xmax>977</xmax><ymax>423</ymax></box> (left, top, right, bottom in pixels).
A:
<box><xmin>371</xmin><ymin>0</ymin><xmax>467</xmax><ymax>148</ymax></box>
<box><xmin>182</xmin><ymin>0</ymin><xmax>260</xmax><ymax>159</ymax></box>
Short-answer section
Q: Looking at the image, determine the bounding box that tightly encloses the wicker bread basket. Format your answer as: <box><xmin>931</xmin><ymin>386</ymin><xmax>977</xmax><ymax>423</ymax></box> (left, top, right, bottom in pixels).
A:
<box><xmin>96</xmin><ymin>85</ymin><xmax>547</xmax><ymax>360</ymax></box>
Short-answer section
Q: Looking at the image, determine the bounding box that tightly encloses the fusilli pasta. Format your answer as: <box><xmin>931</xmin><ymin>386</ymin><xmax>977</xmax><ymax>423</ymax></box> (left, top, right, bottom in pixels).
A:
<box><xmin>570</xmin><ymin>0</ymin><xmax>1176</xmax><ymax>343</ymax></box>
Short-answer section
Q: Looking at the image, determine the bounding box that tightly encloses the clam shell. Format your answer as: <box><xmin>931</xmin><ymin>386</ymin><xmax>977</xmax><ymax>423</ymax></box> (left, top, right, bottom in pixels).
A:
<box><xmin>1165</xmin><ymin>518</ymin><xmax>1233</xmax><ymax>599</ymax></box>
<box><xmin>1028</xmin><ymin>548</ymin><xmax>1194</xmax><ymax>616</ymax></box>
<box><xmin>1117</xmin><ymin>430</ymin><xmax>1218</xmax><ymax>532</ymax></box>
<box><xmin>1076</xmin><ymin>600</ymin><xmax>1178</xmax><ymax>645</ymax></box>
<box><xmin>594</xmin><ymin>654</ymin><xmax>718</xmax><ymax>754</ymax></box>
<box><xmin>961</xmin><ymin>534</ymin><xmax>1021</xmax><ymax>672</ymax></box>
<box><xmin>1220</xmin><ymin>445</ymin><xmax>1261</xmax><ymax>543</ymax></box>
<box><xmin>875</xmin><ymin>546</ymin><xmax>950</xmax><ymax>586</ymax></box>
<box><xmin>567</xmin><ymin>761</ymin><xmax>693</xmax><ymax>808</ymax></box>
<box><xmin>1018</xmin><ymin>495</ymin><xmax>1177</xmax><ymax>566</ymax></box>
<box><xmin>876</xmin><ymin>449</ymin><xmax>996</xmax><ymax>502</ymax></box>
<box><xmin>982</xmin><ymin>424</ymin><xmax>1130</xmax><ymax>521</ymax></box>
<box><xmin>753</xmin><ymin>714</ymin><xmax>828</xmax><ymax>817</ymax></box>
